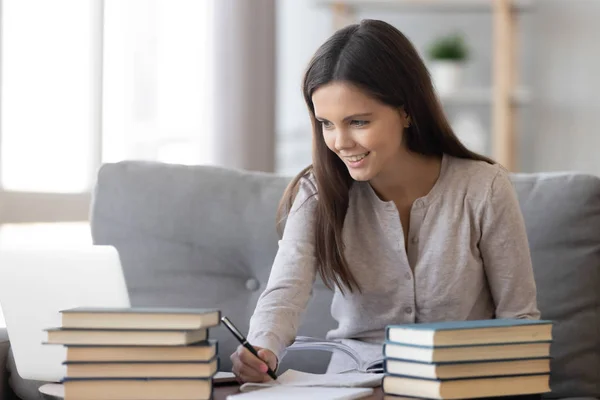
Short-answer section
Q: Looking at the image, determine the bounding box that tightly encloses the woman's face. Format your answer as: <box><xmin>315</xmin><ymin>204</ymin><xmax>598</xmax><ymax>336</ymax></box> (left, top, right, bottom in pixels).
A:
<box><xmin>312</xmin><ymin>81</ymin><xmax>410</xmax><ymax>182</ymax></box>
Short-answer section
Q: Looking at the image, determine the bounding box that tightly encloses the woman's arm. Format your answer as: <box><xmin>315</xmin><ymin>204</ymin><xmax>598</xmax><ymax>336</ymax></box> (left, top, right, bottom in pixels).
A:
<box><xmin>479</xmin><ymin>170</ymin><xmax>541</xmax><ymax>320</ymax></box>
<box><xmin>247</xmin><ymin>175</ymin><xmax>319</xmax><ymax>362</ymax></box>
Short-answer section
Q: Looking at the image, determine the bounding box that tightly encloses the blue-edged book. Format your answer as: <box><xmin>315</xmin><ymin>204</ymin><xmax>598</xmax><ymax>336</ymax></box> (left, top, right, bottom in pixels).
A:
<box><xmin>384</xmin><ymin>356</ymin><xmax>550</xmax><ymax>380</ymax></box>
<box><xmin>382</xmin><ymin>373</ymin><xmax>550</xmax><ymax>399</ymax></box>
<box><xmin>386</xmin><ymin>319</ymin><xmax>553</xmax><ymax>347</ymax></box>
<box><xmin>383</xmin><ymin>340</ymin><xmax>552</xmax><ymax>363</ymax></box>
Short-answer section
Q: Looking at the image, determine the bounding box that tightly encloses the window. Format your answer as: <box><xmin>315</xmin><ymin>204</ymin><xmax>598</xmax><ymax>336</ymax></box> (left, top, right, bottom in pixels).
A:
<box><xmin>0</xmin><ymin>0</ymin><xmax>214</xmax><ymax>328</ymax></box>
<box><xmin>102</xmin><ymin>0</ymin><xmax>214</xmax><ymax>165</ymax></box>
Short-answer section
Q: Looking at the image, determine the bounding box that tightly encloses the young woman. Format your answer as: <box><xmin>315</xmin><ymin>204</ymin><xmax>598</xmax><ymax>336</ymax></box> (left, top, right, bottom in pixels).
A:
<box><xmin>230</xmin><ymin>19</ymin><xmax>540</xmax><ymax>383</ymax></box>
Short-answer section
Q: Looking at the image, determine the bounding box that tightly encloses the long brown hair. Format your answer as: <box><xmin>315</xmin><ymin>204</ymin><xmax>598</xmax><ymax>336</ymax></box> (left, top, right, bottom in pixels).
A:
<box><xmin>277</xmin><ymin>19</ymin><xmax>493</xmax><ymax>295</ymax></box>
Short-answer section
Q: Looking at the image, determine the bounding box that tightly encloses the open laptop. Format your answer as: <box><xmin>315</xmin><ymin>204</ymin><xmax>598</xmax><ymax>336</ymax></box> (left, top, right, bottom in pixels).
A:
<box><xmin>0</xmin><ymin>245</ymin><xmax>130</xmax><ymax>382</ymax></box>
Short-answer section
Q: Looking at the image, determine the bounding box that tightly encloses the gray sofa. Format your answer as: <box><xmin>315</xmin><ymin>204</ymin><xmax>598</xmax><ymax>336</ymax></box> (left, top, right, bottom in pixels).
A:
<box><xmin>0</xmin><ymin>161</ymin><xmax>599</xmax><ymax>400</ymax></box>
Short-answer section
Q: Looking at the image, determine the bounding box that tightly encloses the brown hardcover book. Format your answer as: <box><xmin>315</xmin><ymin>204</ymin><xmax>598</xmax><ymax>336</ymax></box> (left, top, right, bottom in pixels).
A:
<box><xmin>46</xmin><ymin>328</ymin><xmax>208</xmax><ymax>346</ymax></box>
<box><xmin>66</xmin><ymin>340</ymin><xmax>217</xmax><ymax>362</ymax></box>
<box><xmin>60</xmin><ymin>307</ymin><xmax>220</xmax><ymax>330</ymax></box>
<box><xmin>62</xmin><ymin>378</ymin><xmax>212</xmax><ymax>400</ymax></box>
<box><xmin>64</xmin><ymin>357</ymin><xmax>218</xmax><ymax>378</ymax></box>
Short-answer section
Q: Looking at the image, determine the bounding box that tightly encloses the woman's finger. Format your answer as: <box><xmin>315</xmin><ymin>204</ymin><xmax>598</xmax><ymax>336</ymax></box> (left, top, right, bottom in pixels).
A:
<box><xmin>232</xmin><ymin>355</ymin><xmax>265</xmax><ymax>382</ymax></box>
<box><xmin>236</xmin><ymin>360</ymin><xmax>266</xmax><ymax>382</ymax></box>
<box><xmin>237</xmin><ymin>346</ymin><xmax>268</xmax><ymax>373</ymax></box>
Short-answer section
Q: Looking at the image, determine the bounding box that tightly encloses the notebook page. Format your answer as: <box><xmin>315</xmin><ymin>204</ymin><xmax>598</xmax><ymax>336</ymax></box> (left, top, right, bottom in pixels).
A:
<box><xmin>227</xmin><ymin>386</ymin><xmax>374</xmax><ymax>400</ymax></box>
<box><xmin>239</xmin><ymin>369</ymin><xmax>384</xmax><ymax>392</ymax></box>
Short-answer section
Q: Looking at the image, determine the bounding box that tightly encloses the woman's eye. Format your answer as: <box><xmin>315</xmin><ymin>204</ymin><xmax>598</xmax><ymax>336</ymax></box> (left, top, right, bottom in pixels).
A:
<box><xmin>321</xmin><ymin>121</ymin><xmax>333</xmax><ymax>129</ymax></box>
<box><xmin>351</xmin><ymin>120</ymin><xmax>369</xmax><ymax>127</ymax></box>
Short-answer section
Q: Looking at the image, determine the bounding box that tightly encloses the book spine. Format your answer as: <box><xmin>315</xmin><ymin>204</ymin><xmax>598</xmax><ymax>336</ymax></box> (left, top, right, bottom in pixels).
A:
<box><xmin>383</xmin><ymin>340</ymin><xmax>553</xmax><ymax>349</ymax></box>
<box><xmin>383</xmin><ymin>356</ymin><xmax>552</xmax><ymax>365</ymax></box>
<box><xmin>383</xmin><ymin>372</ymin><xmax>551</xmax><ymax>382</ymax></box>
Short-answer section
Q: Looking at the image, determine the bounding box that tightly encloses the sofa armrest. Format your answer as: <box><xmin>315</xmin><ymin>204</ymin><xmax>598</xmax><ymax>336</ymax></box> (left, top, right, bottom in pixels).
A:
<box><xmin>0</xmin><ymin>328</ymin><xmax>10</xmax><ymax>400</ymax></box>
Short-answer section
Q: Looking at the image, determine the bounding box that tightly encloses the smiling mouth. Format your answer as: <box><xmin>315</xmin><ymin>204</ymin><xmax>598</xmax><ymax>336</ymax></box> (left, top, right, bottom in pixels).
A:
<box><xmin>344</xmin><ymin>152</ymin><xmax>370</xmax><ymax>162</ymax></box>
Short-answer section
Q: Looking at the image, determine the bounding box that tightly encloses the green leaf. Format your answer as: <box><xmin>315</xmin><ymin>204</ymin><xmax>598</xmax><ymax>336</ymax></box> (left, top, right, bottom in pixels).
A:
<box><xmin>427</xmin><ymin>33</ymin><xmax>469</xmax><ymax>61</ymax></box>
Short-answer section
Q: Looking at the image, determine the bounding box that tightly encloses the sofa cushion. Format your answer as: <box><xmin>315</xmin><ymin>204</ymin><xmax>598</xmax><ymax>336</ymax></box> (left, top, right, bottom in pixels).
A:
<box><xmin>90</xmin><ymin>162</ymin><xmax>337</xmax><ymax>373</ymax></box>
<box><xmin>511</xmin><ymin>172</ymin><xmax>600</xmax><ymax>399</ymax></box>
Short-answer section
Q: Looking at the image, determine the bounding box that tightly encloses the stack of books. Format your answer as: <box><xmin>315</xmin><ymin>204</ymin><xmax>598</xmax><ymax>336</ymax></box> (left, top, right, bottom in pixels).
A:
<box><xmin>382</xmin><ymin>319</ymin><xmax>553</xmax><ymax>399</ymax></box>
<box><xmin>45</xmin><ymin>307</ymin><xmax>221</xmax><ymax>400</ymax></box>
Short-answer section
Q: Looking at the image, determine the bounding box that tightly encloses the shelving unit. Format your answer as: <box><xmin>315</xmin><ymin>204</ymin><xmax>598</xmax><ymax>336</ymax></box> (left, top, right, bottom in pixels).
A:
<box><xmin>315</xmin><ymin>0</ymin><xmax>532</xmax><ymax>171</ymax></box>
<box><xmin>316</xmin><ymin>0</ymin><xmax>532</xmax><ymax>12</ymax></box>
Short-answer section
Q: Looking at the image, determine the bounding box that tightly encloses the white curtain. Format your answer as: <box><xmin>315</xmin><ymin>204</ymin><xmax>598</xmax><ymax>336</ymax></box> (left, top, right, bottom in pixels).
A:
<box><xmin>102</xmin><ymin>0</ymin><xmax>276</xmax><ymax>172</ymax></box>
<box><xmin>212</xmin><ymin>0</ymin><xmax>276</xmax><ymax>172</ymax></box>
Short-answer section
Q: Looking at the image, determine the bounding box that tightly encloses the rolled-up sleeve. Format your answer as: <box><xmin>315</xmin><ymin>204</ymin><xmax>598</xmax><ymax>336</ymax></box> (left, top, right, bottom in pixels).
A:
<box><xmin>247</xmin><ymin>175</ymin><xmax>319</xmax><ymax>361</ymax></box>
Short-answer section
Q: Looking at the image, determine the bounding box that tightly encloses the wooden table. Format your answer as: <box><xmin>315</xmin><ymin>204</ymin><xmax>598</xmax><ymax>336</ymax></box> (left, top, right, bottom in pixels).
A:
<box><xmin>214</xmin><ymin>384</ymin><xmax>384</xmax><ymax>399</ymax></box>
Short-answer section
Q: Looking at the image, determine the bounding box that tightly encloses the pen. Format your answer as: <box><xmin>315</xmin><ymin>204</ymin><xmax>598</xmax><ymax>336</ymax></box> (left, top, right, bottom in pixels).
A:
<box><xmin>221</xmin><ymin>316</ymin><xmax>278</xmax><ymax>380</ymax></box>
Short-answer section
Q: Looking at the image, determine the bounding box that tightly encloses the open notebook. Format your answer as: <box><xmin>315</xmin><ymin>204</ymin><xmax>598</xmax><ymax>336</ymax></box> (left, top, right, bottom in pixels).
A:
<box><xmin>287</xmin><ymin>336</ymin><xmax>384</xmax><ymax>373</ymax></box>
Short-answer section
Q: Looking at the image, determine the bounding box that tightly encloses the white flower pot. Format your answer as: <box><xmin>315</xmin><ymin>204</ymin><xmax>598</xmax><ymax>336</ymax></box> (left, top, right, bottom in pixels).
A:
<box><xmin>430</xmin><ymin>61</ymin><xmax>464</xmax><ymax>96</ymax></box>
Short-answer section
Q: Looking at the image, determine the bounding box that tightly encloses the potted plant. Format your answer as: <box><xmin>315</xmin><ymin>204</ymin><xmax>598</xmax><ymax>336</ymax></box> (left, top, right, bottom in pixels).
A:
<box><xmin>427</xmin><ymin>32</ymin><xmax>469</xmax><ymax>95</ymax></box>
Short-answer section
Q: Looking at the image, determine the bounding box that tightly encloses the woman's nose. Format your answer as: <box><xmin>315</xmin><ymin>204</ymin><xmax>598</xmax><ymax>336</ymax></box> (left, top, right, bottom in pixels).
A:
<box><xmin>334</xmin><ymin>129</ymin><xmax>354</xmax><ymax>151</ymax></box>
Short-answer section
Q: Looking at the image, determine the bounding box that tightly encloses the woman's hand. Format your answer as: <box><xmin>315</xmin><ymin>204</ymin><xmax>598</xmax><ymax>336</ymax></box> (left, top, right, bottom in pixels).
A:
<box><xmin>230</xmin><ymin>345</ymin><xmax>278</xmax><ymax>383</ymax></box>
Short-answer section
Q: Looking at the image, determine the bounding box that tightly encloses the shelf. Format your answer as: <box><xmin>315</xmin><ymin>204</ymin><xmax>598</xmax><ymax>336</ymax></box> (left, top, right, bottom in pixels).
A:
<box><xmin>314</xmin><ymin>0</ymin><xmax>533</xmax><ymax>13</ymax></box>
<box><xmin>438</xmin><ymin>87</ymin><xmax>531</xmax><ymax>106</ymax></box>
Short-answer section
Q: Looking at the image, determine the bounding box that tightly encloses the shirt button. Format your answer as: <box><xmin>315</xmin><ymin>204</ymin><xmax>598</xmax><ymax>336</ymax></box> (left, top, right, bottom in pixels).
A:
<box><xmin>405</xmin><ymin>272</ymin><xmax>412</xmax><ymax>280</ymax></box>
<box><xmin>405</xmin><ymin>307</ymin><xmax>413</xmax><ymax>314</ymax></box>
<box><xmin>411</xmin><ymin>236</ymin><xmax>418</xmax><ymax>244</ymax></box>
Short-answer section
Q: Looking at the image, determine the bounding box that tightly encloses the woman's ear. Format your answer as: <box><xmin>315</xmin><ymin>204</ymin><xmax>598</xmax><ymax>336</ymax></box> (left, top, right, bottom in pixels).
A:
<box><xmin>399</xmin><ymin>106</ymin><xmax>411</xmax><ymax>128</ymax></box>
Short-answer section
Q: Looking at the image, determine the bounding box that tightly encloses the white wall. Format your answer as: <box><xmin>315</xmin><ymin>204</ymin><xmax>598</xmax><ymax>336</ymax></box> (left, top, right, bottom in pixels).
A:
<box><xmin>530</xmin><ymin>1</ymin><xmax>600</xmax><ymax>175</ymax></box>
<box><xmin>275</xmin><ymin>0</ymin><xmax>600</xmax><ymax>176</ymax></box>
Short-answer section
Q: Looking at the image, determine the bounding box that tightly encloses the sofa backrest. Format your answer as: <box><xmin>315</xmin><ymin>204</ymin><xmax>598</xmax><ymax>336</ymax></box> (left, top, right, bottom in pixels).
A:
<box><xmin>91</xmin><ymin>162</ymin><xmax>600</xmax><ymax>398</ymax></box>
<box><xmin>511</xmin><ymin>172</ymin><xmax>600</xmax><ymax>399</ymax></box>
